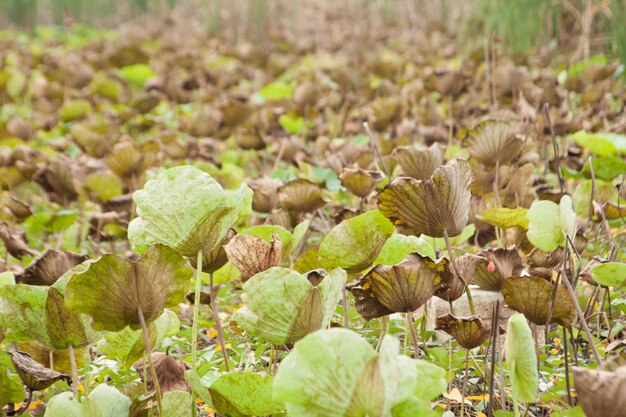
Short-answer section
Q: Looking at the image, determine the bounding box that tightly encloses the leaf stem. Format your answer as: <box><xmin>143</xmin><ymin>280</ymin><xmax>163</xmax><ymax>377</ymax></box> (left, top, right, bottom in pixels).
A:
<box><xmin>68</xmin><ymin>343</ymin><xmax>79</xmax><ymax>400</ymax></box>
<box><xmin>406</xmin><ymin>310</ymin><xmax>420</xmax><ymax>359</ymax></box>
<box><xmin>210</xmin><ymin>272</ymin><xmax>231</xmax><ymax>371</ymax></box>
<box><xmin>138</xmin><ymin>306</ymin><xmax>162</xmax><ymax>415</ymax></box>
<box><xmin>561</xmin><ymin>238</ymin><xmax>602</xmax><ymax>365</ymax></box>
<box><xmin>442</xmin><ymin>229</ymin><xmax>475</xmax><ymax>315</ymax></box>
<box><xmin>191</xmin><ymin>250</ymin><xmax>203</xmax><ymax>372</ymax></box>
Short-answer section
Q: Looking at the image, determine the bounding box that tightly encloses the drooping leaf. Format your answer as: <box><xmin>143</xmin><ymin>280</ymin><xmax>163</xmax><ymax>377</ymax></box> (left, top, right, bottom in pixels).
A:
<box><xmin>470</xmin><ymin>248</ymin><xmax>524</xmax><ymax>291</ymax></box>
<box><xmin>339</xmin><ymin>167</ymin><xmax>384</xmax><ymax>198</ymax></box>
<box><xmin>234</xmin><ymin>268</ymin><xmax>346</xmax><ymax>345</ymax></box>
<box><xmin>435</xmin><ymin>314</ymin><xmax>492</xmax><ymax>349</ymax></box>
<box><xmin>378</xmin><ymin>158</ymin><xmax>474</xmax><ymax>238</ymax></box>
<box><xmin>274</xmin><ymin>328</ymin><xmax>444</xmax><ymax>417</ymax></box>
<box><xmin>504</xmin><ymin>314</ymin><xmax>538</xmax><ymax>403</ymax></box>
<box><xmin>463</xmin><ymin>119</ymin><xmax>526</xmax><ymax>166</ymax></box>
<box><xmin>9</xmin><ymin>349</ymin><xmax>71</xmax><ymax>391</ymax></box>
<box><xmin>502</xmin><ymin>277</ymin><xmax>576</xmax><ymax>327</ymax></box>
<box><xmin>65</xmin><ymin>245</ymin><xmax>192</xmax><ymax>331</ymax></box>
<box><xmin>277</xmin><ymin>179</ymin><xmax>326</xmax><ymax>213</ymax></box>
<box><xmin>347</xmin><ymin>254</ymin><xmax>451</xmax><ymax>320</ymax></box>
<box><xmin>0</xmin><ymin>271</ymin><xmax>101</xmax><ymax>350</ymax></box>
<box><xmin>208</xmin><ymin>372</ymin><xmax>284</xmax><ymax>417</ymax></box>
<box><xmin>319</xmin><ymin>210</ymin><xmax>394</xmax><ymax>273</ymax></box>
<box><xmin>128</xmin><ymin>165</ymin><xmax>252</xmax><ymax>259</ymax></box>
<box><xmin>392</xmin><ymin>144</ymin><xmax>444</xmax><ymax>181</ymax></box>
<box><xmin>590</xmin><ymin>262</ymin><xmax>626</xmax><ymax>287</ymax></box>
<box><xmin>224</xmin><ymin>233</ymin><xmax>282</xmax><ymax>281</ymax></box>
<box><xmin>527</xmin><ymin>195</ymin><xmax>576</xmax><ymax>252</ymax></box>
<box><xmin>135</xmin><ymin>352</ymin><xmax>188</xmax><ymax>394</ymax></box>
<box><xmin>573</xmin><ymin>366</ymin><xmax>626</xmax><ymax>417</ymax></box>
<box><xmin>17</xmin><ymin>249</ymin><xmax>88</xmax><ymax>286</ymax></box>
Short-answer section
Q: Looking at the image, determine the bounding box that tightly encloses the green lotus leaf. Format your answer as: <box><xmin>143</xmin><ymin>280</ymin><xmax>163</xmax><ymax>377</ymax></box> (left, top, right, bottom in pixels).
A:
<box><xmin>571</xmin><ymin>179</ymin><xmax>617</xmax><ymax>217</ymax></box>
<box><xmin>319</xmin><ymin>210</ymin><xmax>394</xmax><ymax>273</ymax></box>
<box><xmin>97</xmin><ymin>309</ymin><xmax>180</xmax><ymax>369</ymax></box>
<box><xmin>65</xmin><ymin>245</ymin><xmax>192</xmax><ymax>332</ymax></box>
<box><xmin>527</xmin><ymin>195</ymin><xmax>576</xmax><ymax>252</ymax></box>
<box><xmin>0</xmin><ymin>271</ymin><xmax>15</xmax><ymax>286</ymax></box>
<box><xmin>569</xmin><ymin>131</ymin><xmax>626</xmax><ymax>156</ymax></box>
<box><xmin>480</xmin><ymin>207</ymin><xmax>529</xmax><ymax>230</ymax></box>
<box><xmin>234</xmin><ymin>267</ymin><xmax>346</xmax><ymax>345</ymax></box>
<box><xmin>421</xmin><ymin>224</ymin><xmax>476</xmax><ymax>249</ymax></box>
<box><xmin>84</xmin><ymin>171</ymin><xmax>124</xmax><ymax>202</ymax></box>
<box><xmin>162</xmin><ymin>390</ymin><xmax>193</xmax><ymax>417</ymax></box>
<box><xmin>274</xmin><ymin>328</ymin><xmax>444</xmax><ymax>417</ymax></box>
<box><xmin>391</xmin><ymin>397</ymin><xmax>439</xmax><ymax>417</ymax></box>
<box><xmin>505</xmin><ymin>314</ymin><xmax>538</xmax><ymax>403</ymax></box>
<box><xmin>590</xmin><ymin>262</ymin><xmax>626</xmax><ymax>287</ymax></box>
<box><xmin>412</xmin><ymin>360</ymin><xmax>447</xmax><ymax>401</ymax></box>
<box><xmin>0</xmin><ymin>364</ymin><xmax>24</xmax><ymax>409</ymax></box>
<box><xmin>378</xmin><ymin>158</ymin><xmax>474</xmax><ymax>238</ymax></box>
<box><xmin>44</xmin><ymin>384</ymin><xmax>132</xmax><ymax>417</ymax></box>
<box><xmin>0</xmin><ymin>270</ymin><xmax>101</xmax><ymax>350</ymax></box>
<box><xmin>503</xmin><ymin>277</ymin><xmax>576</xmax><ymax>327</ymax></box>
<box><xmin>347</xmin><ymin>254</ymin><xmax>451</xmax><ymax>320</ymax></box>
<box><xmin>128</xmin><ymin>165</ymin><xmax>252</xmax><ymax>259</ymax></box>
<box><xmin>208</xmin><ymin>372</ymin><xmax>284</xmax><ymax>417</ymax></box>
<box><xmin>582</xmin><ymin>156</ymin><xmax>626</xmax><ymax>181</ymax></box>
<box><xmin>374</xmin><ymin>234</ymin><xmax>436</xmax><ymax>264</ymax></box>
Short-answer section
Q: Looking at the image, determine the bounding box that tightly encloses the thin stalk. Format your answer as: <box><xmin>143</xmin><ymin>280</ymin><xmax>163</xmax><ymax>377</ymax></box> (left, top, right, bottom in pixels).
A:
<box><xmin>363</xmin><ymin>122</ymin><xmax>391</xmax><ymax>178</ymax></box>
<box><xmin>342</xmin><ymin>287</ymin><xmax>349</xmax><ymax>328</ymax></box>
<box><xmin>589</xmin><ymin>156</ymin><xmax>614</xmax><ymax>256</ymax></box>
<box><xmin>493</xmin><ymin>160</ymin><xmax>501</xmax><ymax>207</ymax></box>
<box><xmin>138</xmin><ymin>306</ymin><xmax>162</xmax><ymax>415</ymax></box>
<box><xmin>563</xmin><ymin>327</ymin><xmax>573</xmax><ymax>406</ymax></box>
<box><xmin>448</xmin><ymin>95</ymin><xmax>454</xmax><ymax>144</ymax></box>
<box><xmin>543</xmin><ymin>104</ymin><xmax>564</xmax><ymax>194</ymax></box>
<box><xmin>561</xmin><ymin>239</ymin><xmax>602</xmax><ymax>365</ymax></box>
<box><xmin>487</xmin><ymin>301</ymin><xmax>499</xmax><ymax>417</ymax></box>
<box><xmin>376</xmin><ymin>315</ymin><xmax>388</xmax><ymax>351</ymax></box>
<box><xmin>406</xmin><ymin>310</ymin><xmax>420</xmax><ymax>359</ymax></box>
<box><xmin>191</xmin><ymin>250</ymin><xmax>203</xmax><ymax>373</ymax></box>
<box><xmin>210</xmin><ymin>272</ymin><xmax>230</xmax><ymax>371</ymax></box>
<box><xmin>442</xmin><ymin>229</ymin><xmax>475</xmax><ymax>315</ymax></box>
<box><xmin>461</xmin><ymin>349</ymin><xmax>469</xmax><ymax>417</ymax></box>
<box><xmin>68</xmin><ymin>343</ymin><xmax>79</xmax><ymax>399</ymax></box>
<box><xmin>14</xmin><ymin>389</ymin><xmax>32</xmax><ymax>417</ymax></box>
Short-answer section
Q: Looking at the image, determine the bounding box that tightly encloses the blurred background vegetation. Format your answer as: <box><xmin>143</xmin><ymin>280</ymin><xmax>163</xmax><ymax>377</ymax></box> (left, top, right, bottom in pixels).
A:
<box><xmin>0</xmin><ymin>0</ymin><xmax>625</xmax><ymax>69</ymax></box>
